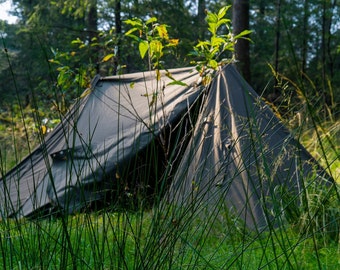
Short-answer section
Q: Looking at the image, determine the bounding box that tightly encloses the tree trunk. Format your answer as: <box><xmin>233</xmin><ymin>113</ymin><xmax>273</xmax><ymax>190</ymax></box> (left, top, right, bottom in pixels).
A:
<box><xmin>87</xmin><ymin>0</ymin><xmax>99</xmax><ymax>73</ymax></box>
<box><xmin>326</xmin><ymin>0</ymin><xmax>336</xmax><ymax>80</ymax></box>
<box><xmin>302</xmin><ymin>0</ymin><xmax>309</xmax><ymax>75</ymax></box>
<box><xmin>321</xmin><ymin>0</ymin><xmax>336</xmax><ymax>108</ymax></box>
<box><xmin>321</xmin><ymin>0</ymin><xmax>327</xmax><ymax>88</ymax></box>
<box><xmin>197</xmin><ymin>0</ymin><xmax>206</xmax><ymax>40</ymax></box>
<box><xmin>114</xmin><ymin>0</ymin><xmax>121</xmax><ymax>75</ymax></box>
<box><xmin>232</xmin><ymin>0</ymin><xmax>251</xmax><ymax>83</ymax></box>
<box><xmin>274</xmin><ymin>0</ymin><xmax>281</xmax><ymax>84</ymax></box>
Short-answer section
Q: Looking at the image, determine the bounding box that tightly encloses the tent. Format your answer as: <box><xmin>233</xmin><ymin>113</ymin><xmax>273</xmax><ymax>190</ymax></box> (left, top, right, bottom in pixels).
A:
<box><xmin>166</xmin><ymin>65</ymin><xmax>332</xmax><ymax>228</ymax></box>
<box><xmin>0</xmin><ymin>67</ymin><xmax>203</xmax><ymax>218</ymax></box>
<box><xmin>0</xmin><ymin>65</ymin><xmax>332</xmax><ymax>228</ymax></box>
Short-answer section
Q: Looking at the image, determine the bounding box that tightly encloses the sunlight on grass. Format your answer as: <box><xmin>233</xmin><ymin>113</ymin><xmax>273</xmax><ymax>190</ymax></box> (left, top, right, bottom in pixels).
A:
<box><xmin>300</xmin><ymin>120</ymin><xmax>340</xmax><ymax>183</ymax></box>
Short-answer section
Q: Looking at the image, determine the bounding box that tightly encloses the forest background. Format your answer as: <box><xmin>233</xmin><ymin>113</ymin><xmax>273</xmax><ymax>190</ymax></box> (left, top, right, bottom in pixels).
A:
<box><xmin>0</xmin><ymin>0</ymin><xmax>339</xmax><ymax>171</ymax></box>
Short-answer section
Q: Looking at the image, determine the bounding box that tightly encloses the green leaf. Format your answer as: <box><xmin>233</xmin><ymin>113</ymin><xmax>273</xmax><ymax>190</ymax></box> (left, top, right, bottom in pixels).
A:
<box><xmin>208</xmin><ymin>59</ymin><xmax>218</xmax><ymax>69</ymax></box>
<box><xmin>206</xmin><ymin>12</ymin><xmax>218</xmax><ymax>24</ymax></box>
<box><xmin>210</xmin><ymin>47</ymin><xmax>220</xmax><ymax>56</ymax></box>
<box><xmin>71</xmin><ymin>38</ymin><xmax>83</xmax><ymax>44</ymax></box>
<box><xmin>217</xmin><ymin>6</ymin><xmax>231</xmax><ymax>19</ymax></box>
<box><xmin>222</xmin><ymin>42</ymin><xmax>234</xmax><ymax>52</ymax></box>
<box><xmin>124</xmin><ymin>19</ymin><xmax>143</xmax><ymax>27</ymax></box>
<box><xmin>146</xmin><ymin>17</ymin><xmax>157</xmax><ymax>25</ymax></box>
<box><xmin>125</xmin><ymin>34</ymin><xmax>140</xmax><ymax>42</ymax></box>
<box><xmin>208</xmin><ymin>23</ymin><xmax>217</xmax><ymax>35</ymax></box>
<box><xmin>167</xmin><ymin>80</ymin><xmax>188</xmax><ymax>86</ymax></box>
<box><xmin>48</xmin><ymin>59</ymin><xmax>61</xmax><ymax>65</ymax></box>
<box><xmin>216</xmin><ymin>19</ymin><xmax>231</xmax><ymax>29</ymax></box>
<box><xmin>211</xmin><ymin>36</ymin><xmax>226</xmax><ymax>47</ymax></box>
<box><xmin>150</xmin><ymin>40</ymin><xmax>163</xmax><ymax>59</ymax></box>
<box><xmin>102</xmin><ymin>53</ymin><xmax>115</xmax><ymax>62</ymax></box>
<box><xmin>196</xmin><ymin>40</ymin><xmax>211</xmax><ymax>48</ymax></box>
<box><xmin>165</xmin><ymin>71</ymin><xmax>175</xmax><ymax>80</ymax></box>
<box><xmin>234</xmin><ymin>30</ymin><xmax>253</xmax><ymax>40</ymax></box>
<box><xmin>125</xmin><ymin>27</ymin><xmax>139</xmax><ymax>37</ymax></box>
<box><xmin>139</xmin><ymin>40</ymin><xmax>149</xmax><ymax>59</ymax></box>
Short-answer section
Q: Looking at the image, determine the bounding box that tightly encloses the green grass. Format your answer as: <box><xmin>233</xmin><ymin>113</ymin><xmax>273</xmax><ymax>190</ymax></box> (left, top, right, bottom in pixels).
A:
<box><xmin>300</xmin><ymin>121</ymin><xmax>340</xmax><ymax>183</ymax></box>
<box><xmin>1</xmin><ymin>209</ymin><xmax>339</xmax><ymax>269</ymax></box>
<box><xmin>0</xmin><ymin>104</ymin><xmax>58</xmax><ymax>172</ymax></box>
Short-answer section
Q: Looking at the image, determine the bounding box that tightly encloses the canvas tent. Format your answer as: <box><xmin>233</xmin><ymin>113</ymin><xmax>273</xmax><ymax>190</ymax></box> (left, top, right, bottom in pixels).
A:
<box><xmin>0</xmin><ymin>65</ymin><xmax>332</xmax><ymax>228</ymax></box>
<box><xmin>166</xmin><ymin>65</ymin><xmax>332</xmax><ymax>229</ymax></box>
<box><xmin>0</xmin><ymin>67</ymin><xmax>203</xmax><ymax>218</ymax></box>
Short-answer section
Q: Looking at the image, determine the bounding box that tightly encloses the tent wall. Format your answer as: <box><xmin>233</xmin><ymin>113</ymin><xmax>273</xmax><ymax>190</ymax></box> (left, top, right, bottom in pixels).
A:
<box><xmin>0</xmin><ymin>67</ymin><xmax>203</xmax><ymax>218</ymax></box>
<box><xmin>167</xmin><ymin>65</ymin><xmax>332</xmax><ymax>229</ymax></box>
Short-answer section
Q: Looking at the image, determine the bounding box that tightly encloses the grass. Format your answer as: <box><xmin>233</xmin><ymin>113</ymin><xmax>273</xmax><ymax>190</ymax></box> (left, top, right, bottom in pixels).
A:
<box><xmin>300</xmin><ymin>121</ymin><xmax>340</xmax><ymax>182</ymax></box>
<box><xmin>0</xmin><ymin>209</ymin><xmax>339</xmax><ymax>269</ymax></box>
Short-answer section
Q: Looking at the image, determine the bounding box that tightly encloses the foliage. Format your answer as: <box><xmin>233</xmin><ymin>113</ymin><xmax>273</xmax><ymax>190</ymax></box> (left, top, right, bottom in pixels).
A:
<box><xmin>0</xmin><ymin>104</ymin><xmax>60</xmax><ymax>171</ymax></box>
<box><xmin>124</xmin><ymin>17</ymin><xmax>179</xmax><ymax>72</ymax></box>
<box><xmin>190</xmin><ymin>6</ymin><xmax>251</xmax><ymax>83</ymax></box>
<box><xmin>249</xmin><ymin>0</ymin><xmax>340</xmax><ymax>104</ymax></box>
<box><xmin>48</xmin><ymin>28</ymin><xmax>118</xmax><ymax>112</ymax></box>
<box><xmin>301</xmin><ymin>121</ymin><xmax>340</xmax><ymax>182</ymax></box>
<box><xmin>124</xmin><ymin>16</ymin><xmax>186</xmax><ymax>112</ymax></box>
<box><xmin>2</xmin><ymin>0</ymin><xmax>339</xmax><ymax>110</ymax></box>
<box><xmin>1</xmin><ymin>0</ymin><xmax>88</xmax><ymax>109</ymax></box>
<box><xmin>296</xmin><ymin>180</ymin><xmax>340</xmax><ymax>244</ymax></box>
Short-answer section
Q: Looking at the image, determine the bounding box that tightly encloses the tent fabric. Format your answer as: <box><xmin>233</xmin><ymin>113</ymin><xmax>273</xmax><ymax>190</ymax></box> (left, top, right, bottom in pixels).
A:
<box><xmin>0</xmin><ymin>65</ymin><xmax>331</xmax><ymax>228</ymax></box>
<box><xmin>166</xmin><ymin>65</ymin><xmax>331</xmax><ymax>229</ymax></box>
<box><xmin>0</xmin><ymin>67</ymin><xmax>203</xmax><ymax>217</ymax></box>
